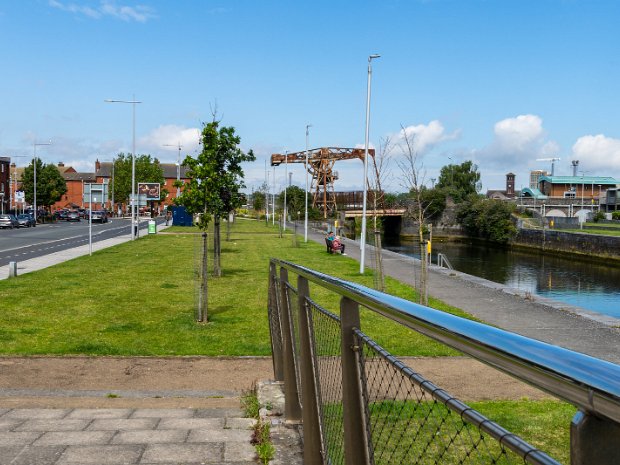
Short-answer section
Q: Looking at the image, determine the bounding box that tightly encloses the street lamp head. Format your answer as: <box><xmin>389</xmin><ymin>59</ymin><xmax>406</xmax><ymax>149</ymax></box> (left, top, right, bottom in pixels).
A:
<box><xmin>369</xmin><ymin>54</ymin><xmax>381</xmax><ymax>61</ymax></box>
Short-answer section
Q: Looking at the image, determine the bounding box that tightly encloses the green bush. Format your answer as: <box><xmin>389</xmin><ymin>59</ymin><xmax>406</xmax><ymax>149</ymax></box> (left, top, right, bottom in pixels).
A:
<box><xmin>592</xmin><ymin>211</ymin><xmax>606</xmax><ymax>222</ymax></box>
<box><xmin>612</xmin><ymin>211</ymin><xmax>620</xmax><ymax>221</ymax></box>
<box><xmin>457</xmin><ymin>197</ymin><xmax>517</xmax><ymax>243</ymax></box>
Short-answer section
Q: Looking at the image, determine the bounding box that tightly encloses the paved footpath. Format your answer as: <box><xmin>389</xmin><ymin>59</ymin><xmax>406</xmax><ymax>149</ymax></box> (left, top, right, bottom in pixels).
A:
<box><xmin>0</xmin><ymin>407</ymin><xmax>256</xmax><ymax>465</ymax></box>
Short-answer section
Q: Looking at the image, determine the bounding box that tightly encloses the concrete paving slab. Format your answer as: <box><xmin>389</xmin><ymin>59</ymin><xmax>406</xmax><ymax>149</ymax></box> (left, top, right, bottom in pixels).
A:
<box><xmin>87</xmin><ymin>418</ymin><xmax>158</xmax><ymax>431</ymax></box>
<box><xmin>56</xmin><ymin>444</ymin><xmax>143</xmax><ymax>464</ymax></box>
<box><xmin>0</xmin><ymin>445</ymin><xmax>65</xmax><ymax>465</ymax></box>
<box><xmin>130</xmin><ymin>409</ymin><xmax>194</xmax><ymax>419</ymax></box>
<box><xmin>3</xmin><ymin>409</ymin><xmax>69</xmax><ymax>420</ymax></box>
<box><xmin>33</xmin><ymin>430</ymin><xmax>115</xmax><ymax>446</ymax></box>
<box><xmin>194</xmin><ymin>408</ymin><xmax>244</xmax><ymax>418</ymax></box>
<box><xmin>224</xmin><ymin>418</ymin><xmax>256</xmax><ymax>429</ymax></box>
<box><xmin>111</xmin><ymin>429</ymin><xmax>188</xmax><ymax>444</ymax></box>
<box><xmin>0</xmin><ymin>432</ymin><xmax>41</xmax><ymax>446</ymax></box>
<box><xmin>0</xmin><ymin>420</ymin><xmax>24</xmax><ymax>431</ymax></box>
<box><xmin>66</xmin><ymin>409</ymin><xmax>133</xmax><ymax>419</ymax></box>
<box><xmin>156</xmin><ymin>418</ymin><xmax>224</xmax><ymax>430</ymax></box>
<box><xmin>140</xmin><ymin>443</ymin><xmax>223</xmax><ymax>463</ymax></box>
<box><xmin>14</xmin><ymin>419</ymin><xmax>90</xmax><ymax>432</ymax></box>
<box><xmin>223</xmin><ymin>441</ymin><xmax>256</xmax><ymax>462</ymax></box>
<box><xmin>187</xmin><ymin>428</ymin><xmax>252</xmax><ymax>442</ymax></box>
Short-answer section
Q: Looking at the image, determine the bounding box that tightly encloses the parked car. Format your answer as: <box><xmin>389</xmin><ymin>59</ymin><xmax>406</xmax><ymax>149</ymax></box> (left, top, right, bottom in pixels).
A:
<box><xmin>90</xmin><ymin>210</ymin><xmax>108</xmax><ymax>223</ymax></box>
<box><xmin>16</xmin><ymin>214</ymin><xmax>36</xmax><ymax>228</ymax></box>
<box><xmin>55</xmin><ymin>209</ymin><xmax>69</xmax><ymax>220</ymax></box>
<box><xmin>0</xmin><ymin>214</ymin><xmax>19</xmax><ymax>229</ymax></box>
<box><xmin>66</xmin><ymin>211</ymin><xmax>81</xmax><ymax>222</ymax></box>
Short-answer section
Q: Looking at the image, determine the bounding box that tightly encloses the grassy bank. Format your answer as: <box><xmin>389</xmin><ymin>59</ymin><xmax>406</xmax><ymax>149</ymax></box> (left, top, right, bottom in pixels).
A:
<box><xmin>0</xmin><ymin>219</ymin><xmax>468</xmax><ymax>356</ymax></box>
<box><xmin>0</xmin><ymin>218</ymin><xmax>576</xmax><ymax>461</ymax></box>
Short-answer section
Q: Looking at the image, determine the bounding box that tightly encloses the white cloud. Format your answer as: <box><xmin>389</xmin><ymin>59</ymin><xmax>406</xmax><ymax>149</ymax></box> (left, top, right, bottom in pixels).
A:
<box><xmin>472</xmin><ymin>114</ymin><xmax>558</xmax><ymax>170</ymax></box>
<box><xmin>571</xmin><ymin>134</ymin><xmax>620</xmax><ymax>173</ymax></box>
<box><xmin>395</xmin><ymin>120</ymin><xmax>459</xmax><ymax>155</ymax></box>
<box><xmin>49</xmin><ymin>0</ymin><xmax>156</xmax><ymax>22</ymax></box>
<box><xmin>139</xmin><ymin>125</ymin><xmax>201</xmax><ymax>159</ymax></box>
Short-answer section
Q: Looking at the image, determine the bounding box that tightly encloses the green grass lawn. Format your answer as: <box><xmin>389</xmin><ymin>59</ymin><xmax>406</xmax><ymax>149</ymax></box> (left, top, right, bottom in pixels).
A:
<box><xmin>0</xmin><ymin>219</ymin><xmax>466</xmax><ymax>356</ymax></box>
<box><xmin>562</xmin><ymin>227</ymin><xmax>620</xmax><ymax>236</ymax></box>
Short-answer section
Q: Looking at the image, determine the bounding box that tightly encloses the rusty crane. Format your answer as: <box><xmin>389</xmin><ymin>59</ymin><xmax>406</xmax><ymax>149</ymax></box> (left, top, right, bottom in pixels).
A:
<box><xmin>271</xmin><ymin>147</ymin><xmax>376</xmax><ymax>218</ymax></box>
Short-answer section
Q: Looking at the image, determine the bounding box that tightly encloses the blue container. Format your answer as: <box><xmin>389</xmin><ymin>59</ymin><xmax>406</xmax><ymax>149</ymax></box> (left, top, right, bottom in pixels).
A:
<box><xmin>171</xmin><ymin>206</ymin><xmax>193</xmax><ymax>226</ymax></box>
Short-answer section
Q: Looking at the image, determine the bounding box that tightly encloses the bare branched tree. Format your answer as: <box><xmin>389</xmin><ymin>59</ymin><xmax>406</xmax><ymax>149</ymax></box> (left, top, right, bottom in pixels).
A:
<box><xmin>368</xmin><ymin>135</ymin><xmax>394</xmax><ymax>291</ymax></box>
<box><xmin>396</xmin><ymin>125</ymin><xmax>431</xmax><ymax>305</ymax></box>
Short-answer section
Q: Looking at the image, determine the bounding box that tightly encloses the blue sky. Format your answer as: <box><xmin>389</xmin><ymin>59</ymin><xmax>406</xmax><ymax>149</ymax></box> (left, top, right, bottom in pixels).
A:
<box><xmin>1</xmin><ymin>0</ymin><xmax>619</xmax><ymax>194</ymax></box>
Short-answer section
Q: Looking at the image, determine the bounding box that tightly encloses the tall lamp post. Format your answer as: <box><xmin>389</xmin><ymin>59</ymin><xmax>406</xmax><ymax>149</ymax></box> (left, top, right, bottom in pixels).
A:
<box><xmin>164</xmin><ymin>142</ymin><xmax>183</xmax><ymax>197</ymax></box>
<box><xmin>33</xmin><ymin>140</ymin><xmax>52</xmax><ymax>223</ymax></box>
<box><xmin>360</xmin><ymin>54</ymin><xmax>380</xmax><ymax>274</ymax></box>
<box><xmin>304</xmin><ymin>124</ymin><xmax>312</xmax><ymax>242</ymax></box>
<box><xmin>283</xmin><ymin>150</ymin><xmax>288</xmax><ymax>232</ymax></box>
<box><xmin>105</xmin><ymin>97</ymin><xmax>142</xmax><ymax>240</ymax></box>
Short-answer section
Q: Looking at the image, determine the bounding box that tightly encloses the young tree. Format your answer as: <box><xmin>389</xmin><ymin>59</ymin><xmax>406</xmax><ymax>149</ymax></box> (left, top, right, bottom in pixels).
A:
<box><xmin>178</xmin><ymin>120</ymin><xmax>255</xmax><ymax>277</ymax></box>
<box><xmin>397</xmin><ymin>126</ymin><xmax>431</xmax><ymax>305</ymax></box>
<box><xmin>368</xmin><ymin>135</ymin><xmax>394</xmax><ymax>291</ymax></box>
<box><xmin>21</xmin><ymin>160</ymin><xmax>67</xmax><ymax>215</ymax></box>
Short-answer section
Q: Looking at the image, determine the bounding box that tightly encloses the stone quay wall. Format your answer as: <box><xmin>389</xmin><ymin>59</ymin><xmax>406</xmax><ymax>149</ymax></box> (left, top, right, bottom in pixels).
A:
<box><xmin>514</xmin><ymin>229</ymin><xmax>620</xmax><ymax>260</ymax></box>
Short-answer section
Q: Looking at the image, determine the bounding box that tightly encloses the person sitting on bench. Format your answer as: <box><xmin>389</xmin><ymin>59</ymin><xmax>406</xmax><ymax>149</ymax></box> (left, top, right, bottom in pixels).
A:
<box><xmin>326</xmin><ymin>231</ymin><xmax>335</xmax><ymax>253</ymax></box>
<box><xmin>332</xmin><ymin>235</ymin><xmax>346</xmax><ymax>255</ymax></box>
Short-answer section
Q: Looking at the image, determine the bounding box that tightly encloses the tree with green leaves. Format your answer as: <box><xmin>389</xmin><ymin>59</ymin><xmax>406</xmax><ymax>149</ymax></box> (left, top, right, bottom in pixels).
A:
<box><xmin>178</xmin><ymin>120</ymin><xmax>255</xmax><ymax>277</ymax></box>
<box><xmin>278</xmin><ymin>185</ymin><xmax>306</xmax><ymax>219</ymax></box>
<box><xmin>457</xmin><ymin>196</ymin><xmax>517</xmax><ymax>243</ymax></box>
<box><xmin>436</xmin><ymin>160</ymin><xmax>481</xmax><ymax>203</ymax></box>
<box><xmin>112</xmin><ymin>153</ymin><xmax>167</xmax><ymax>211</ymax></box>
<box><xmin>21</xmin><ymin>160</ymin><xmax>67</xmax><ymax>216</ymax></box>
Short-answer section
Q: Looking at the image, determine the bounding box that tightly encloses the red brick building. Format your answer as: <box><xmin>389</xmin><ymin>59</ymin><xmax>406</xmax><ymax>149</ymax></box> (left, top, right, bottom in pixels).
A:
<box><xmin>95</xmin><ymin>159</ymin><xmax>189</xmax><ymax>210</ymax></box>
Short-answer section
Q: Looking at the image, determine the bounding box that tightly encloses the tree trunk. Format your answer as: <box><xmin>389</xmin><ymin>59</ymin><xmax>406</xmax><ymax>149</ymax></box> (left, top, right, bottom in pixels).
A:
<box><xmin>213</xmin><ymin>217</ymin><xmax>222</xmax><ymax>277</ymax></box>
<box><xmin>226</xmin><ymin>212</ymin><xmax>231</xmax><ymax>241</ymax></box>
<box><xmin>418</xmin><ymin>204</ymin><xmax>428</xmax><ymax>306</ymax></box>
<box><xmin>198</xmin><ymin>232</ymin><xmax>208</xmax><ymax>322</ymax></box>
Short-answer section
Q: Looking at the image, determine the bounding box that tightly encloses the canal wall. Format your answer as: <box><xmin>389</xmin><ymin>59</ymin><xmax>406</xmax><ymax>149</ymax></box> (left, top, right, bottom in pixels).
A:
<box><xmin>513</xmin><ymin>228</ymin><xmax>620</xmax><ymax>261</ymax></box>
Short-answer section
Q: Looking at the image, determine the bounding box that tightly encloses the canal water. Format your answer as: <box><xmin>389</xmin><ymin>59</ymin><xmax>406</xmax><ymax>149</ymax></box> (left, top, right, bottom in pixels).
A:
<box><xmin>383</xmin><ymin>237</ymin><xmax>620</xmax><ymax>319</ymax></box>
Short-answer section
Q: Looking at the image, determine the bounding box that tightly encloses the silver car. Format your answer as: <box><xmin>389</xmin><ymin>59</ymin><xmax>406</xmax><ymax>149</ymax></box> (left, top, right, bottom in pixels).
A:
<box><xmin>0</xmin><ymin>214</ymin><xmax>19</xmax><ymax>229</ymax></box>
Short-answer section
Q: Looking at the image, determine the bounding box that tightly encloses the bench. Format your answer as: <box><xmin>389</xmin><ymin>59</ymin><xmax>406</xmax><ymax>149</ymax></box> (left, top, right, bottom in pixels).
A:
<box><xmin>325</xmin><ymin>237</ymin><xmax>334</xmax><ymax>254</ymax></box>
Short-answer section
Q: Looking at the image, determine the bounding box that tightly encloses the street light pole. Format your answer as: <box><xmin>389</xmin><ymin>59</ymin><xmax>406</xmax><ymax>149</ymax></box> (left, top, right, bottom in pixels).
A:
<box><xmin>304</xmin><ymin>124</ymin><xmax>312</xmax><ymax>243</ymax></box>
<box><xmin>283</xmin><ymin>150</ymin><xmax>288</xmax><ymax>232</ymax></box>
<box><xmin>360</xmin><ymin>54</ymin><xmax>380</xmax><ymax>274</ymax></box>
<box><xmin>33</xmin><ymin>140</ymin><xmax>52</xmax><ymax>223</ymax></box>
<box><xmin>164</xmin><ymin>142</ymin><xmax>183</xmax><ymax>197</ymax></box>
<box><xmin>105</xmin><ymin>97</ymin><xmax>142</xmax><ymax>240</ymax></box>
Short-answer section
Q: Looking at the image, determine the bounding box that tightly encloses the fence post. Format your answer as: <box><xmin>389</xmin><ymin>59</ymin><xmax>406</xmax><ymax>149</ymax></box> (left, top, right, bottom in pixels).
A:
<box><xmin>279</xmin><ymin>267</ymin><xmax>302</xmax><ymax>423</ymax></box>
<box><xmin>297</xmin><ymin>276</ymin><xmax>324</xmax><ymax>465</ymax></box>
<box><xmin>268</xmin><ymin>262</ymin><xmax>284</xmax><ymax>381</ymax></box>
<box><xmin>571</xmin><ymin>410</ymin><xmax>620</xmax><ymax>465</ymax></box>
<box><xmin>340</xmin><ymin>297</ymin><xmax>371</xmax><ymax>465</ymax></box>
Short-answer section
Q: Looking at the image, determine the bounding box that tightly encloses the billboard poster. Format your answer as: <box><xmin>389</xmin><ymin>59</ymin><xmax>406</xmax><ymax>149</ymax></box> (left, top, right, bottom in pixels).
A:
<box><xmin>138</xmin><ymin>183</ymin><xmax>161</xmax><ymax>201</ymax></box>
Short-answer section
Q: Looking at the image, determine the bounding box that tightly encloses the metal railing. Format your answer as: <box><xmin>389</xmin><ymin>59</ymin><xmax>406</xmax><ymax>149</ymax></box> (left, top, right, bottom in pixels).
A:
<box><xmin>436</xmin><ymin>252</ymin><xmax>454</xmax><ymax>270</ymax></box>
<box><xmin>267</xmin><ymin>258</ymin><xmax>620</xmax><ymax>465</ymax></box>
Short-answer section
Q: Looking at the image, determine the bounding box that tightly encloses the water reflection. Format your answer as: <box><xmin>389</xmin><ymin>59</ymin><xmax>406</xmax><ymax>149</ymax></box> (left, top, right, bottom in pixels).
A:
<box><xmin>384</xmin><ymin>238</ymin><xmax>620</xmax><ymax>318</ymax></box>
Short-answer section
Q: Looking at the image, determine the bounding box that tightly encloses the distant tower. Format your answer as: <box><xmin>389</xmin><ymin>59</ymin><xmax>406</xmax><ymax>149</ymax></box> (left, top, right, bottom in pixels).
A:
<box><xmin>572</xmin><ymin>160</ymin><xmax>579</xmax><ymax>177</ymax></box>
<box><xmin>506</xmin><ymin>173</ymin><xmax>515</xmax><ymax>196</ymax></box>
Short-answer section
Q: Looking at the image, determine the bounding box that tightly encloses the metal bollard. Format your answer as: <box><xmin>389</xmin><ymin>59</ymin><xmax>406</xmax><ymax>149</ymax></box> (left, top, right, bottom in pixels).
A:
<box><xmin>8</xmin><ymin>261</ymin><xmax>17</xmax><ymax>278</ymax></box>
